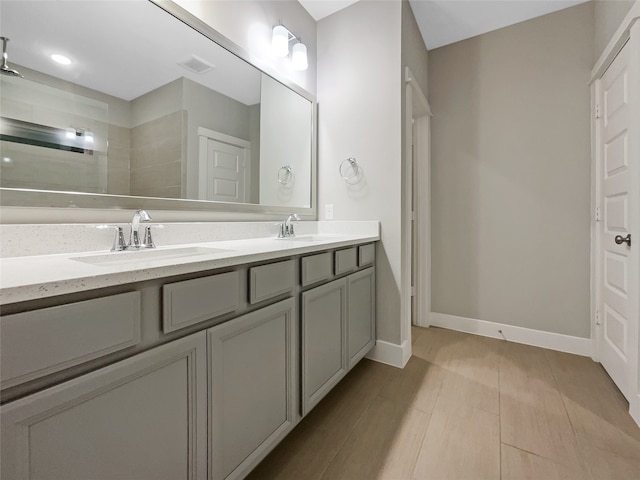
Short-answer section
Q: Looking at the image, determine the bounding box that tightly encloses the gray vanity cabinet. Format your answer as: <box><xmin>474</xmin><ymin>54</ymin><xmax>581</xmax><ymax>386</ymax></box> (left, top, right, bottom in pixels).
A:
<box><xmin>0</xmin><ymin>332</ymin><xmax>208</xmax><ymax>480</ymax></box>
<box><xmin>0</xmin><ymin>241</ymin><xmax>376</xmax><ymax>480</ymax></box>
<box><xmin>347</xmin><ymin>267</ymin><xmax>376</xmax><ymax>370</ymax></box>
<box><xmin>300</xmin><ymin>263</ymin><xmax>376</xmax><ymax>416</ymax></box>
<box><xmin>207</xmin><ymin>298</ymin><xmax>297</xmax><ymax>480</ymax></box>
<box><xmin>301</xmin><ymin>278</ymin><xmax>348</xmax><ymax>416</ymax></box>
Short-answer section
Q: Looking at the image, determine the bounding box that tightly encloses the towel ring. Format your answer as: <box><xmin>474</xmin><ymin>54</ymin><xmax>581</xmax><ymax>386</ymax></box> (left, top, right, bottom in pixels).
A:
<box><xmin>339</xmin><ymin>157</ymin><xmax>359</xmax><ymax>181</ymax></box>
<box><xmin>278</xmin><ymin>165</ymin><xmax>294</xmax><ymax>185</ymax></box>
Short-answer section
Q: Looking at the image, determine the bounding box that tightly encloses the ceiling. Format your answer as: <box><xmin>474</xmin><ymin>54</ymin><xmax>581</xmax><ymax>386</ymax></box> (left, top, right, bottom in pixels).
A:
<box><xmin>298</xmin><ymin>0</ymin><xmax>590</xmax><ymax>50</ymax></box>
<box><xmin>1</xmin><ymin>0</ymin><xmax>261</xmax><ymax>104</ymax></box>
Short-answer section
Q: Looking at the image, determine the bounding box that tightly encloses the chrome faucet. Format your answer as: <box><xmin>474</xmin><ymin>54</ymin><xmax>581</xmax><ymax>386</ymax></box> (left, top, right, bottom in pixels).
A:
<box><xmin>129</xmin><ymin>209</ymin><xmax>152</xmax><ymax>249</ymax></box>
<box><xmin>97</xmin><ymin>209</ymin><xmax>155</xmax><ymax>251</ymax></box>
<box><xmin>279</xmin><ymin>213</ymin><xmax>301</xmax><ymax>238</ymax></box>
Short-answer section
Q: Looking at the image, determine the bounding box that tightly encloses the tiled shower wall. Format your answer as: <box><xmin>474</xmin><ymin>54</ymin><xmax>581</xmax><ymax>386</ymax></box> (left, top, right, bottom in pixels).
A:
<box><xmin>129</xmin><ymin>110</ymin><xmax>186</xmax><ymax>199</ymax></box>
<box><xmin>107</xmin><ymin>124</ymin><xmax>131</xmax><ymax>195</ymax></box>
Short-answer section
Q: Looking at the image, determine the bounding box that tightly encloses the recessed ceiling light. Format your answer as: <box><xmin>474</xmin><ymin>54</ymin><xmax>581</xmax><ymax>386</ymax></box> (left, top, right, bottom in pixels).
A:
<box><xmin>51</xmin><ymin>54</ymin><xmax>72</xmax><ymax>65</ymax></box>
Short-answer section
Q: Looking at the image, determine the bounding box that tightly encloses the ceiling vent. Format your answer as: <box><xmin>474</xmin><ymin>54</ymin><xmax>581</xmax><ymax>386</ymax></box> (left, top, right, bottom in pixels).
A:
<box><xmin>177</xmin><ymin>55</ymin><xmax>215</xmax><ymax>74</ymax></box>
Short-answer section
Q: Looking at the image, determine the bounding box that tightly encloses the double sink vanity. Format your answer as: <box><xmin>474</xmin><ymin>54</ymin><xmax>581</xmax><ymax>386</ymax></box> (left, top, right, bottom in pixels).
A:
<box><xmin>0</xmin><ymin>0</ymin><xmax>375</xmax><ymax>477</ymax></box>
<box><xmin>0</xmin><ymin>220</ymin><xmax>379</xmax><ymax>480</ymax></box>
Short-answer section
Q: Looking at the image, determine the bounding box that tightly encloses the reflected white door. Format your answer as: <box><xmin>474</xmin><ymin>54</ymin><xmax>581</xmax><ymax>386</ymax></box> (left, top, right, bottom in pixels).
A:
<box><xmin>203</xmin><ymin>139</ymin><xmax>247</xmax><ymax>203</ymax></box>
<box><xmin>597</xmin><ymin>42</ymin><xmax>638</xmax><ymax>400</ymax></box>
<box><xmin>198</xmin><ymin>128</ymin><xmax>251</xmax><ymax>203</ymax></box>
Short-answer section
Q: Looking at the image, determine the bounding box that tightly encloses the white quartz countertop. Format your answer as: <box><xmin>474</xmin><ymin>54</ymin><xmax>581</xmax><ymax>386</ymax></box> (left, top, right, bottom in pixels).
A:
<box><xmin>0</xmin><ymin>232</ymin><xmax>378</xmax><ymax>305</ymax></box>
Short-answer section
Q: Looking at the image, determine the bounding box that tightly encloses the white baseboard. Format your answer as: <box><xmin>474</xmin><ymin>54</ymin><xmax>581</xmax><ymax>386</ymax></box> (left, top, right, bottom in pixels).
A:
<box><xmin>366</xmin><ymin>339</ymin><xmax>411</xmax><ymax>368</ymax></box>
<box><xmin>429</xmin><ymin>312</ymin><xmax>592</xmax><ymax>357</ymax></box>
<box><xmin>630</xmin><ymin>397</ymin><xmax>640</xmax><ymax>428</ymax></box>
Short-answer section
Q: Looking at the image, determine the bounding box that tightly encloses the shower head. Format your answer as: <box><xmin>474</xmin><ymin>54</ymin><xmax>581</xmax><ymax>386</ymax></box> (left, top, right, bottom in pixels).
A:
<box><xmin>1</xmin><ymin>37</ymin><xmax>23</xmax><ymax>77</ymax></box>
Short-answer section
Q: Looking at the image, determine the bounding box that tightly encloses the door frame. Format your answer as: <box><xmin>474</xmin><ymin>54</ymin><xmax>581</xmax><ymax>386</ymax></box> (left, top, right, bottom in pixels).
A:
<box><xmin>404</xmin><ymin>67</ymin><xmax>432</xmax><ymax>343</ymax></box>
<box><xmin>590</xmin><ymin>3</ymin><xmax>640</xmax><ymax>425</ymax></box>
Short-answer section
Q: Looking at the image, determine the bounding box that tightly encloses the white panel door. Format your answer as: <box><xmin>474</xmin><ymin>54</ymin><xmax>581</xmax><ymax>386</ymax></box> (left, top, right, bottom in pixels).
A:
<box><xmin>204</xmin><ymin>139</ymin><xmax>247</xmax><ymax>203</ymax></box>
<box><xmin>597</xmin><ymin>42</ymin><xmax>638</xmax><ymax>400</ymax></box>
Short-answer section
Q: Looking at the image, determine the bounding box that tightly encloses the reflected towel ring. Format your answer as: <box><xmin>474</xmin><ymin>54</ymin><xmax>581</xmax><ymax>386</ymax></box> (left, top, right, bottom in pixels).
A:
<box><xmin>278</xmin><ymin>165</ymin><xmax>294</xmax><ymax>185</ymax></box>
<box><xmin>339</xmin><ymin>157</ymin><xmax>358</xmax><ymax>181</ymax></box>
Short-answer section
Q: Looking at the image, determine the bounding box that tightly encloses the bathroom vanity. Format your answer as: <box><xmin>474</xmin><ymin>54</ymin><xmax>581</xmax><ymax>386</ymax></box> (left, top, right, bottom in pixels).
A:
<box><xmin>0</xmin><ymin>227</ymin><xmax>378</xmax><ymax>480</ymax></box>
<box><xmin>0</xmin><ymin>1</ymin><xmax>377</xmax><ymax>477</ymax></box>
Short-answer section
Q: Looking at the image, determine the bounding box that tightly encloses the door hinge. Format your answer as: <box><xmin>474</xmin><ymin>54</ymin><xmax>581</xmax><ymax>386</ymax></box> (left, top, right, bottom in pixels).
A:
<box><xmin>595</xmin><ymin>206</ymin><xmax>601</xmax><ymax>222</ymax></box>
<box><xmin>595</xmin><ymin>309</ymin><xmax>601</xmax><ymax>326</ymax></box>
<box><xmin>411</xmin><ymin>211</ymin><xmax>416</xmax><ymax>221</ymax></box>
<box><xmin>595</xmin><ymin>104</ymin><xmax>601</xmax><ymax>119</ymax></box>
<box><xmin>411</xmin><ymin>286</ymin><xmax>415</xmax><ymax>297</ymax></box>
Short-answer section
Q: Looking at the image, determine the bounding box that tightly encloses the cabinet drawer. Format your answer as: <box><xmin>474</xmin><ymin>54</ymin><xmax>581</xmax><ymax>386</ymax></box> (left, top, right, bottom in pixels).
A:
<box><xmin>163</xmin><ymin>271</ymin><xmax>239</xmax><ymax>334</ymax></box>
<box><xmin>358</xmin><ymin>243</ymin><xmax>375</xmax><ymax>266</ymax></box>
<box><xmin>334</xmin><ymin>247</ymin><xmax>358</xmax><ymax>276</ymax></box>
<box><xmin>249</xmin><ymin>260</ymin><xmax>295</xmax><ymax>304</ymax></box>
<box><xmin>1</xmin><ymin>291</ymin><xmax>141</xmax><ymax>390</ymax></box>
<box><xmin>301</xmin><ymin>252</ymin><xmax>332</xmax><ymax>287</ymax></box>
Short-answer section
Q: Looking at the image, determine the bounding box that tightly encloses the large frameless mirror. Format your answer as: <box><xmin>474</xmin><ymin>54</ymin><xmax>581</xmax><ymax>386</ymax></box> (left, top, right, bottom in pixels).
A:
<box><xmin>0</xmin><ymin>0</ymin><xmax>316</xmax><ymax>215</ymax></box>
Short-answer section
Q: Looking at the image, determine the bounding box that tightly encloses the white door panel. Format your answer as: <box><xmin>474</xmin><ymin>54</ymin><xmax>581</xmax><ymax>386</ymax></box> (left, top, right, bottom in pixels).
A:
<box><xmin>205</xmin><ymin>140</ymin><xmax>246</xmax><ymax>203</ymax></box>
<box><xmin>197</xmin><ymin>129</ymin><xmax>251</xmax><ymax>203</ymax></box>
<box><xmin>597</xmin><ymin>42</ymin><xmax>637</xmax><ymax>401</ymax></box>
<box><xmin>604</xmin><ymin>252</ymin><xmax>628</xmax><ymax>296</ymax></box>
<box><xmin>604</xmin><ymin>132</ymin><xmax>627</xmax><ymax>175</ymax></box>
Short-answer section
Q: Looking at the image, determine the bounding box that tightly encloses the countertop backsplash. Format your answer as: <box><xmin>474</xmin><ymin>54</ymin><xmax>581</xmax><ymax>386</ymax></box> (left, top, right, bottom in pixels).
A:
<box><xmin>0</xmin><ymin>221</ymin><xmax>379</xmax><ymax>258</ymax></box>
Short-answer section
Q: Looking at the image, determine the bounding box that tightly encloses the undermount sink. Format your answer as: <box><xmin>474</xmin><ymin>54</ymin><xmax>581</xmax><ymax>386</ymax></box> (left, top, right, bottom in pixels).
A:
<box><xmin>71</xmin><ymin>246</ymin><xmax>231</xmax><ymax>266</ymax></box>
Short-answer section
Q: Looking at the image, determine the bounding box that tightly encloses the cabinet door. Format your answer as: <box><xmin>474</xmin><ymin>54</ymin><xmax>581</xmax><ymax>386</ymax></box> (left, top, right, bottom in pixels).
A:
<box><xmin>347</xmin><ymin>267</ymin><xmax>376</xmax><ymax>370</ymax></box>
<box><xmin>208</xmin><ymin>298</ymin><xmax>297</xmax><ymax>480</ymax></box>
<box><xmin>301</xmin><ymin>278</ymin><xmax>347</xmax><ymax>416</ymax></box>
<box><xmin>1</xmin><ymin>333</ymin><xmax>207</xmax><ymax>480</ymax></box>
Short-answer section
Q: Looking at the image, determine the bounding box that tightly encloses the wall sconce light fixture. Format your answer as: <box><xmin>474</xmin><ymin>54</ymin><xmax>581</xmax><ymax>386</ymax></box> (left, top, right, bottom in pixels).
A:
<box><xmin>65</xmin><ymin>127</ymin><xmax>94</xmax><ymax>144</ymax></box>
<box><xmin>272</xmin><ymin>24</ymin><xmax>308</xmax><ymax>71</ymax></box>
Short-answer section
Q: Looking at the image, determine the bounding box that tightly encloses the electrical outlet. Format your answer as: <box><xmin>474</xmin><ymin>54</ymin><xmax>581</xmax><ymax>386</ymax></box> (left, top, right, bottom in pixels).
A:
<box><xmin>325</xmin><ymin>204</ymin><xmax>334</xmax><ymax>220</ymax></box>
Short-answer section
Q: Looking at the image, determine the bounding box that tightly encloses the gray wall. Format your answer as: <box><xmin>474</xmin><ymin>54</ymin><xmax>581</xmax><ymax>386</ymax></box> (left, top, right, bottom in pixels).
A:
<box><xmin>318</xmin><ymin>0</ymin><xmax>403</xmax><ymax>345</ymax></box>
<box><xmin>594</xmin><ymin>0</ymin><xmax>636</xmax><ymax>60</ymax></box>
<box><xmin>429</xmin><ymin>2</ymin><xmax>594</xmax><ymax>338</ymax></box>
<box><xmin>259</xmin><ymin>75</ymin><xmax>312</xmax><ymax>208</ymax></box>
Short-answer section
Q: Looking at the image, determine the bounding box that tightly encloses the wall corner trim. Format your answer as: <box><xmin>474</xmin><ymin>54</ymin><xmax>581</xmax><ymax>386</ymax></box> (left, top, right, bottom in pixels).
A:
<box><xmin>591</xmin><ymin>1</ymin><xmax>640</xmax><ymax>82</ymax></box>
<box><xmin>429</xmin><ymin>312</ymin><xmax>593</xmax><ymax>357</ymax></box>
<box><xmin>366</xmin><ymin>339</ymin><xmax>411</xmax><ymax>368</ymax></box>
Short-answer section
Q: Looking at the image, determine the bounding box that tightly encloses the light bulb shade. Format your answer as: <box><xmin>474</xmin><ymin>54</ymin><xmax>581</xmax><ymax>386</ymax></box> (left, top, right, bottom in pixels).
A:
<box><xmin>272</xmin><ymin>25</ymin><xmax>289</xmax><ymax>57</ymax></box>
<box><xmin>84</xmin><ymin>131</ymin><xmax>94</xmax><ymax>143</ymax></box>
<box><xmin>292</xmin><ymin>42</ymin><xmax>308</xmax><ymax>71</ymax></box>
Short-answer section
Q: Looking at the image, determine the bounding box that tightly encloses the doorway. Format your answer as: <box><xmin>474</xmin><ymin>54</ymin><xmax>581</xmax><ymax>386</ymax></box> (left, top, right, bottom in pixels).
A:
<box><xmin>404</xmin><ymin>67</ymin><xmax>432</xmax><ymax>340</ymax></box>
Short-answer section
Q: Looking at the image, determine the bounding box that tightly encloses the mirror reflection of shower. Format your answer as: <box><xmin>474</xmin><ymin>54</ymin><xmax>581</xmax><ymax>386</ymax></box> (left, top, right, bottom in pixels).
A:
<box><xmin>0</xmin><ymin>37</ymin><xmax>22</xmax><ymax>77</ymax></box>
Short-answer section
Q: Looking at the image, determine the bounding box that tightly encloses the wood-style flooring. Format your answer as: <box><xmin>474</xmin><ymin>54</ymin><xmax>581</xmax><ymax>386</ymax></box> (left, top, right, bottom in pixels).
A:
<box><xmin>247</xmin><ymin>326</ymin><xmax>640</xmax><ymax>480</ymax></box>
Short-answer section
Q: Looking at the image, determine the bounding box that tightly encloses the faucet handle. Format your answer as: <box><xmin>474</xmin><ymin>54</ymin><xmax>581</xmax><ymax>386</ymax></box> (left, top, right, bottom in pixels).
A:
<box><xmin>142</xmin><ymin>224</ymin><xmax>163</xmax><ymax>249</ymax></box>
<box><xmin>97</xmin><ymin>225</ymin><xmax>127</xmax><ymax>251</ymax></box>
